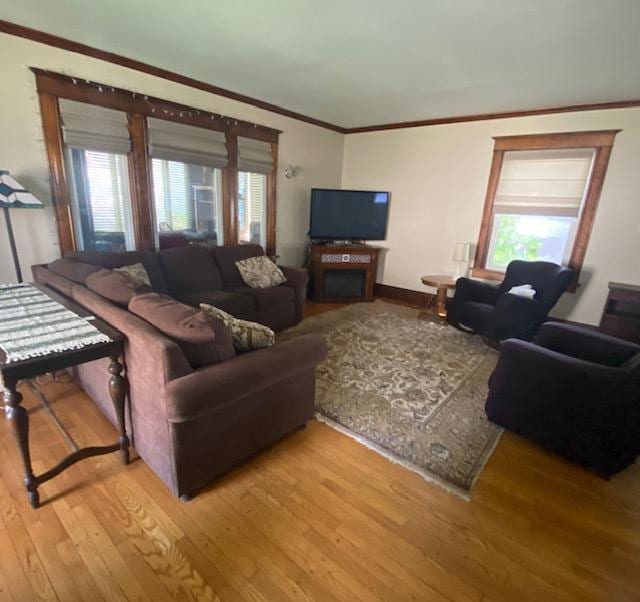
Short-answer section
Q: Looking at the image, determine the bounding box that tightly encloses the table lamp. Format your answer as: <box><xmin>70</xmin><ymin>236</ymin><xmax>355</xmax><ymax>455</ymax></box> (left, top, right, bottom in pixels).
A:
<box><xmin>0</xmin><ymin>171</ymin><xmax>44</xmax><ymax>283</ymax></box>
<box><xmin>453</xmin><ymin>242</ymin><xmax>471</xmax><ymax>281</ymax></box>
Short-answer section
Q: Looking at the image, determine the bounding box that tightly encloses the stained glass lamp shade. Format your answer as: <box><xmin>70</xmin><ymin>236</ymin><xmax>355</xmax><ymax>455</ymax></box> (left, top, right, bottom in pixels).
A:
<box><xmin>0</xmin><ymin>171</ymin><xmax>44</xmax><ymax>282</ymax></box>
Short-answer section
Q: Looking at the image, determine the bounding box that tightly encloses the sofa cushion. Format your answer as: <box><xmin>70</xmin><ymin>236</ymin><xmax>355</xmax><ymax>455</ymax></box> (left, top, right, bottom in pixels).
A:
<box><xmin>177</xmin><ymin>290</ymin><xmax>256</xmax><ymax>317</ymax></box>
<box><xmin>129</xmin><ymin>293</ymin><xmax>235</xmax><ymax>367</ymax></box>
<box><xmin>228</xmin><ymin>285</ymin><xmax>294</xmax><ymax>310</ymax></box>
<box><xmin>86</xmin><ymin>269</ymin><xmax>151</xmax><ymax>307</ymax></box>
<box><xmin>200</xmin><ymin>303</ymin><xmax>275</xmax><ymax>352</ymax></box>
<box><xmin>64</xmin><ymin>250</ymin><xmax>168</xmax><ymax>293</ymax></box>
<box><xmin>211</xmin><ymin>244</ymin><xmax>264</xmax><ymax>288</ymax></box>
<box><xmin>48</xmin><ymin>258</ymin><xmax>102</xmax><ymax>284</ymax></box>
<box><xmin>236</xmin><ymin>256</ymin><xmax>286</xmax><ymax>289</ymax></box>
<box><xmin>159</xmin><ymin>246</ymin><xmax>223</xmax><ymax>296</ymax></box>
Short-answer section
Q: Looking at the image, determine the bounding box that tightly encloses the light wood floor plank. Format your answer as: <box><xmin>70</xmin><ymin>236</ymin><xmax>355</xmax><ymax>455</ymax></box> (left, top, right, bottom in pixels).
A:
<box><xmin>1</xmin><ymin>302</ymin><xmax>639</xmax><ymax>601</ymax></box>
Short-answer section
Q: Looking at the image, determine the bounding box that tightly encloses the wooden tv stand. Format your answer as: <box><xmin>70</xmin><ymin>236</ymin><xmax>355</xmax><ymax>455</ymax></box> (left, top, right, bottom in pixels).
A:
<box><xmin>310</xmin><ymin>244</ymin><xmax>380</xmax><ymax>302</ymax></box>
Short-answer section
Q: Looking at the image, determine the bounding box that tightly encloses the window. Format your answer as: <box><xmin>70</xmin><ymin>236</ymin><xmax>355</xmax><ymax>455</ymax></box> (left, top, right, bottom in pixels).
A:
<box><xmin>485</xmin><ymin>149</ymin><xmax>594</xmax><ymax>270</ymax></box>
<box><xmin>67</xmin><ymin>149</ymin><xmax>135</xmax><ymax>252</ymax></box>
<box><xmin>60</xmin><ymin>99</ymin><xmax>135</xmax><ymax>252</ymax></box>
<box><xmin>151</xmin><ymin>159</ymin><xmax>223</xmax><ymax>248</ymax></box>
<box><xmin>35</xmin><ymin>70</ymin><xmax>279</xmax><ymax>257</ymax></box>
<box><xmin>474</xmin><ymin>130</ymin><xmax>619</xmax><ymax>283</ymax></box>
<box><xmin>237</xmin><ymin>171</ymin><xmax>266</xmax><ymax>246</ymax></box>
<box><xmin>237</xmin><ymin>137</ymin><xmax>275</xmax><ymax>248</ymax></box>
<box><xmin>148</xmin><ymin>118</ymin><xmax>227</xmax><ymax>249</ymax></box>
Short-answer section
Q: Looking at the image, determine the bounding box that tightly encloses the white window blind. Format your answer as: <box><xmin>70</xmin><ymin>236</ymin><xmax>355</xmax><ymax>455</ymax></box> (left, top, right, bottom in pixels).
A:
<box><xmin>238</xmin><ymin>171</ymin><xmax>266</xmax><ymax>244</ymax></box>
<box><xmin>148</xmin><ymin>118</ymin><xmax>227</xmax><ymax>168</ymax></box>
<box><xmin>152</xmin><ymin>159</ymin><xmax>193</xmax><ymax>230</ymax></box>
<box><xmin>494</xmin><ymin>149</ymin><xmax>595</xmax><ymax>217</ymax></box>
<box><xmin>60</xmin><ymin>99</ymin><xmax>131</xmax><ymax>155</ymax></box>
<box><xmin>83</xmin><ymin>151</ymin><xmax>129</xmax><ymax>232</ymax></box>
<box><xmin>237</xmin><ymin>137</ymin><xmax>274</xmax><ymax>174</ymax></box>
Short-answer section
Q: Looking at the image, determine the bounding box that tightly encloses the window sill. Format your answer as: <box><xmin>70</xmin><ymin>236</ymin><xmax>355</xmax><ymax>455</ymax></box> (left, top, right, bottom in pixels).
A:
<box><xmin>470</xmin><ymin>267</ymin><xmax>504</xmax><ymax>281</ymax></box>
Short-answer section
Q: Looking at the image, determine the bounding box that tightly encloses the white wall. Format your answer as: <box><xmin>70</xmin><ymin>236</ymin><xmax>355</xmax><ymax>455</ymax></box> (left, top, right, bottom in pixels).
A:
<box><xmin>342</xmin><ymin>109</ymin><xmax>640</xmax><ymax>325</ymax></box>
<box><xmin>0</xmin><ymin>33</ymin><xmax>345</xmax><ymax>282</ymax></box>
<box><xmin>2</xmin><ymin>33</ymin><xmax>638</xmax><ymax>326</ymax></box>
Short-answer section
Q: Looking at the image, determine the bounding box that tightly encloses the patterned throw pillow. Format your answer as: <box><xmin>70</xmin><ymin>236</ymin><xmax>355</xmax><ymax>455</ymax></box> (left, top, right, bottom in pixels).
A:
<box><xmin>114</xmin><ymin>263</ymin><xmax>151</xmax><ymax>288</ymax></box>
<box><xmin>200</xmin><ymin>303</ymin><xmax>275</xmax><ymax>352</ymax></box>
<box><xmin>235</xmin><ymin>256</ymin><xmax>287</xmax><ymax>289</ymax></box>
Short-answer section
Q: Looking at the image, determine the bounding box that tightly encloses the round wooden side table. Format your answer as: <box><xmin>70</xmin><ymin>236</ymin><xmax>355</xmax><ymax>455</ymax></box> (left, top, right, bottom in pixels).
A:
<box><xmin>421</xmin><ymin>275</ymin><xmax>456</xmax><ymax>318</ymax></box>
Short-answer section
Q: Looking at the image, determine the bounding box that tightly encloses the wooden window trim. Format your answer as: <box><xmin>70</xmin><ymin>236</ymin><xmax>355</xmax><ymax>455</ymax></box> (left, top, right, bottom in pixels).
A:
<box><xmin>222</xmin><ymin>133</ymin><xmax>238</xmax><ymax>246</ymax></box>
<box><xmin>472</xmin><ymin>130</ymin><xmax>620</xmax><ymax>289</ymax></box>
<box><xmin>266</xmin><ymin>142</ymin><xmax>278</xmax><ymax>257</ymax></box>
<box><xmin>126</xmin><ymin>113</ymin><xmax>153</xmax><ymax>251</ymax></box>
<box><xmin>37</xmin><ymin>92</ymin><xmax>76</xmax><ymax>255</ymax></box>
<box><xmin>33</xmin><ymin>68</ymin><xmax>280</xmax><ymax>256</ymax></box>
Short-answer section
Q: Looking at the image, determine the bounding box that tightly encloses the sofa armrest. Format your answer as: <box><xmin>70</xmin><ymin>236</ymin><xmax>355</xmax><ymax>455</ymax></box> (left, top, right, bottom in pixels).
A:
<box><xmin>536</xmin><ymin>322</ymin><xmax>640</xmax><ymax>367</ymax></box>
<box><xmin>280</xmin><ymin>265</ymin><xmax>308</xmax><ymax>290</ymax></box>
<box><xmin>279</xmin><ymin>266</ymin><xmax>309</xmax><ymax>323</ymax></box>
<box><xmin>166</xmin><ymin>333</ymin><xmax>327</xmax><ymax>421</ymax></box>
<box><xmin>453</xmin><ymin>277</ymin><xmax>501</xmax><ymax>305</ymax></box>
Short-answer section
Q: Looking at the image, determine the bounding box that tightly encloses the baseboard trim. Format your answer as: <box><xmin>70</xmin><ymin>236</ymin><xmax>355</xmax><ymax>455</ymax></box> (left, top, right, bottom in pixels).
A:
<box><xmin>375</xmin><ymin>282</ymin><xmax>597</xmax><ymax>330</ymax></box>
<box><xmin>374</xmin><ymin>283</ymin><xmax>433</xmax><ymax>308</ymax></box>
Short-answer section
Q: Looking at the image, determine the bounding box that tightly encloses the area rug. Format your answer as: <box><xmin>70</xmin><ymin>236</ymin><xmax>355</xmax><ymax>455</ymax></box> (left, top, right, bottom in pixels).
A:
<box><xmin>279</xmin><ymin>300</ymin><xmax>502</xmax><ymax>498</ymax></box>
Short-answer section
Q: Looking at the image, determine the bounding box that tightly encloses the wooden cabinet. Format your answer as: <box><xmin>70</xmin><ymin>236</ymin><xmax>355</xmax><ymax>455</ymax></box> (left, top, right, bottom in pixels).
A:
<box><xmin>309</xmin><ymin>245</ymin><xmax>380</xmax><ymax>302</ymax></box>
<box><xmin>599</xmin><ymin>282</ymin><xmax>640</xmax><ymax>343</ymax></box>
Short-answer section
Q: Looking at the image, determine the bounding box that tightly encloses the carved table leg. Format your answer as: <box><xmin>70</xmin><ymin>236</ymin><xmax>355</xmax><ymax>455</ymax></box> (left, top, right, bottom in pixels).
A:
<box><xmin>108</xmin><ymin>356</ymin><xmax>130</xmax><ymax>465</ymax></box>
<box><xmin>4</xmin><ymin>385</ymin><xmax>39</xmax><ymax>508</ymax></box>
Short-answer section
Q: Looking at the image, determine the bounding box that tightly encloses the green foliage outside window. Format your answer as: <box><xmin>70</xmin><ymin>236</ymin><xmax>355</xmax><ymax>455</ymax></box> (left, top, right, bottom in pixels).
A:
<box><xmin>491</xmin><ymin>215</ymin><xmax>543</xmax><ymax>268</ymax></box>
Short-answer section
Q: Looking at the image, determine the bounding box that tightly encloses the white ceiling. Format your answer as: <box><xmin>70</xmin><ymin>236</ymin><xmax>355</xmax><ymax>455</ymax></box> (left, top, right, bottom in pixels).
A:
<box><xmin>2</xmin><ymin>0</ymin><xmax>640</xmax><ymax>128</ymax></box>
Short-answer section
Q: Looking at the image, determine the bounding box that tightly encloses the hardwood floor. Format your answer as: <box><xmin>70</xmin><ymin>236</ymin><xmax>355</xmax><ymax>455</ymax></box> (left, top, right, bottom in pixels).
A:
<box><xmin>0</xmin><ymin>302</ymin><xmax>639</xmax><ymax>601</ymax></box>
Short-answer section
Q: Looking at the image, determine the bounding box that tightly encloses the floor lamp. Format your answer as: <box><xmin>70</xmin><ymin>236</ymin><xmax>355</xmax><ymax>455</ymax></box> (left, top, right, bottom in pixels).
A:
<box><xmin>0</xmin><ymin>171</ymin><xmax>44</xmax><ymax>283</ymax></box>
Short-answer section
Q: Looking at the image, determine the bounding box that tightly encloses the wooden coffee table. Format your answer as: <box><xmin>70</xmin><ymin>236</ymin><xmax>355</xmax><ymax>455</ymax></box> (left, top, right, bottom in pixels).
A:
<box><xmin>421</xmin><ymin>275</ymin><xmax>456</xmax><ymax>318</ymax></box>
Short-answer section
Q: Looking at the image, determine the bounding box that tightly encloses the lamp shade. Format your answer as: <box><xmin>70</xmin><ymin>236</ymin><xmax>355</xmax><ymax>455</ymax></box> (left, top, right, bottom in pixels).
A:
<box><xmin>0</xmin><ymin>171</ymin><xmax>44</xmax><ymax>209</ymax></box>
<box><xmin>453</xmin><ymin>242</ymin><xmax>471</xmax><ymax>262</ymax></box>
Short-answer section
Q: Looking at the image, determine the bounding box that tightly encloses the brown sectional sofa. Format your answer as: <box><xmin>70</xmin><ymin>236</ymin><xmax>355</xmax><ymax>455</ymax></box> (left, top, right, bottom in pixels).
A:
<box><xmin>32</xmin><ymin>244</ymin><xmax>326</xmax><ymax>498</ymax></box>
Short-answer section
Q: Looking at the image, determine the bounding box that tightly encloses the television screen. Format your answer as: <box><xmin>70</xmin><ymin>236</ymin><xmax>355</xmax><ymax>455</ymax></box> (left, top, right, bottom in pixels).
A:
<box><xmin>309</xmin><ymin>188</ymin><xmax>390</xmax><ymax>240</ymax></box>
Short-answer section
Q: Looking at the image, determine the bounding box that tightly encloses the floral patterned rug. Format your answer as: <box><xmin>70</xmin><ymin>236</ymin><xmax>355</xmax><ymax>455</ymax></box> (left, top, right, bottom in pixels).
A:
<box><xmin>279</xmin><ymin>300</ymin><xmax>502</xmax><ymax>497</ymax></box>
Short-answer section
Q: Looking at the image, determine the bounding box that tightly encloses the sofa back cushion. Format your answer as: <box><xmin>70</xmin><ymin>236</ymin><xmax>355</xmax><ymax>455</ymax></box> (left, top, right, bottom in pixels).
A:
<box><xmin>64</xmin><ymin>250</ymin><xmax>168</xmax><ymax>293</ymax></box>
<box><xmin>212</xmin><ymin>244</ymin><xmax>265</xmax><ymax>288</ymax></box>
<box><xmin>48</xmin><ymin>258</ymin><xmax>102</xmax><ymax>283</ymax></box>
<box><xmin>129</xmin><ymin>293</ymin><xmax>235</xmax><ymax>367</ymax></box>
<box><xmin>158</xmin><ymin>246</ymin><xmax>223</xmax><ymax>296</ymax></box>
<box><xmin>86</xmin><ymin>269</ymin><xmax>152</xmax><ymax>307</ymax></box>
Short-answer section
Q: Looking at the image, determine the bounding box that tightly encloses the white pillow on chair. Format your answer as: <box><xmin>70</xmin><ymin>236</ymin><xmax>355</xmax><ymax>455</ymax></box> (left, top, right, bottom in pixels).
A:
<box><xmin>507</xmin><ymin>284</ymin><xmax>536</xmax><ymax>299</ymax></box>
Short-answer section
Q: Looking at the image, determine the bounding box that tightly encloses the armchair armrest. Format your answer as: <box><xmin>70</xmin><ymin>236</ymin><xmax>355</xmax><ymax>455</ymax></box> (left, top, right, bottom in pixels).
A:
<box><xmin>536</xmin><ymin>322</ymin><xmax>640</xmax><ymax>367</ymax></box>
<box><xmin>453</xmin><ymin>277</ymin><xmax>501</xmax><ymax>305</ymax></box>
<box><xmin>166</xmin><ymin>334</ymin><xmax>326</xmax><ymax>421</ymax></box>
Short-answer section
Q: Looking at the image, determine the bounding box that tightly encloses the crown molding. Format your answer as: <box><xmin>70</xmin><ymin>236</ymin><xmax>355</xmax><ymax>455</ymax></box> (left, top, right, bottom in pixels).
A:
<box><xmin>0</xmin><ymin>19</ymin><xmax>347</xmax><ymax>133</ymax></box>
<box><xmin>2</xmin><ymin>19</ymin><xmax>639</xmax><ymax>136</ymax></box>
<box><xmin>344</xmin><ymin>101</ymin><xmax>640</xmax><ymax>133</ymax></box>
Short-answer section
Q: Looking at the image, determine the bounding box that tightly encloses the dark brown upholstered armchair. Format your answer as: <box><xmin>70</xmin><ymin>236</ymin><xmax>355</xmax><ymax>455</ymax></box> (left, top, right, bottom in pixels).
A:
<box><xmin>447</xmin><ymin>260</ymin><xmax>574</xmax><ymax>341</ymax></box>
<box><xmin>486</xmin><ymin>322</ymin><xmax>640</xmax><ymax>477</ymax></box>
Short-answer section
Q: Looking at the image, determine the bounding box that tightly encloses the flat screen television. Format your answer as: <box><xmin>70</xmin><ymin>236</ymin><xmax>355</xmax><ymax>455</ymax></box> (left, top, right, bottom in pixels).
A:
<box><xmin>309</xmin><ymin>188</ymin><xmax>390</xmax><ymax>241</ymax></box>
